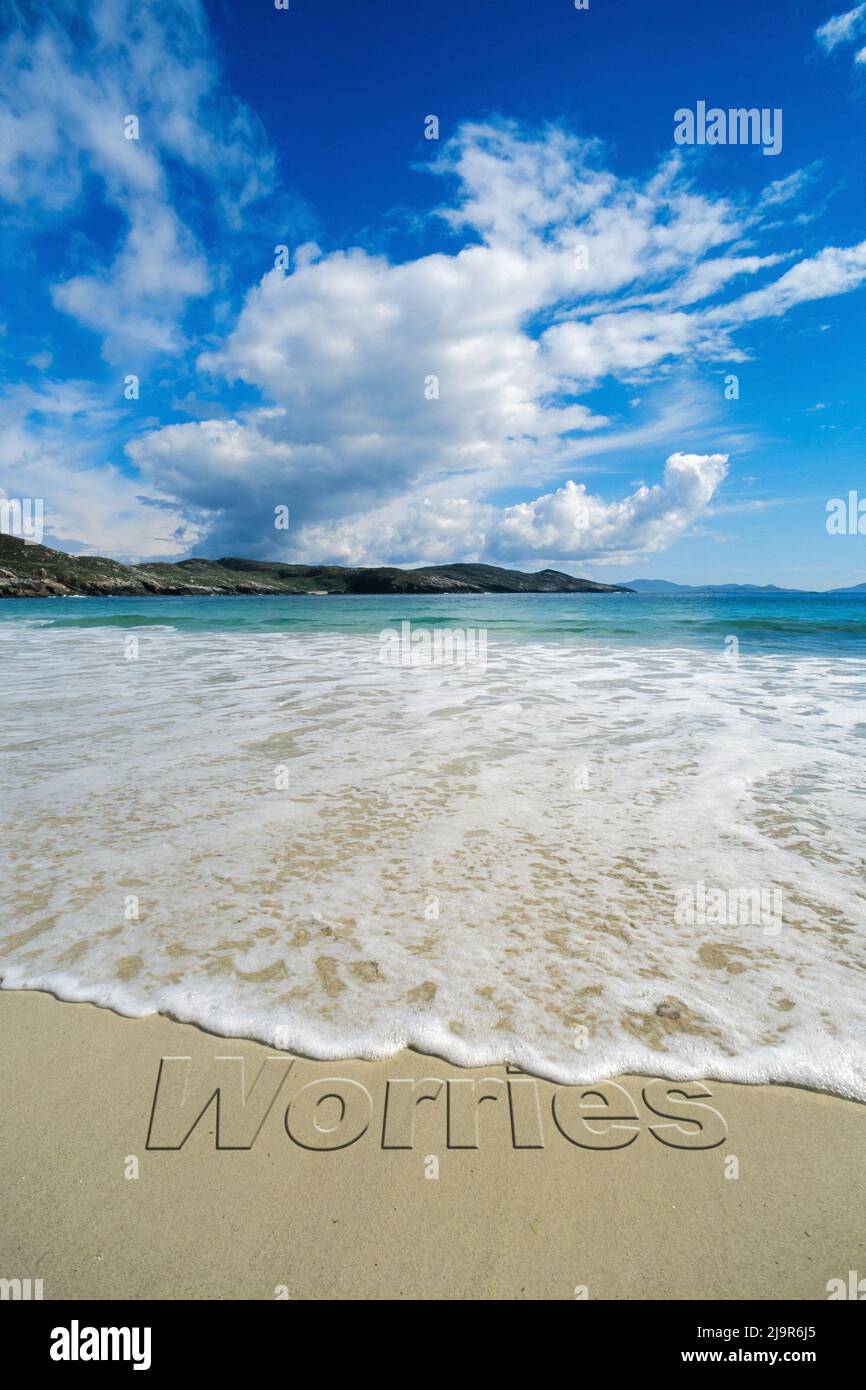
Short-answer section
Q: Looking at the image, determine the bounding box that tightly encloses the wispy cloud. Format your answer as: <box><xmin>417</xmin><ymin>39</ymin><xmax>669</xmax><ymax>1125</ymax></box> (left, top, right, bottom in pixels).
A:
<box><xmin>815</xmin><ymin>4</ymin><xmax>866</xmax><ymax>66</ymax></box>
<box><xmin>0</xmin><ymin>0</ymin><xmax>277</xmax><ymax>362</ymax></box>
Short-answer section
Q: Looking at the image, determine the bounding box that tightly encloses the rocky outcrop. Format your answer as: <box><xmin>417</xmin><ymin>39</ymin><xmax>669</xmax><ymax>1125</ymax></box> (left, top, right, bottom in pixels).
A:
<box><xmin>0</xmin><ymin>534</ymin><xmax>633</xmax><ymax>597</ymax></box>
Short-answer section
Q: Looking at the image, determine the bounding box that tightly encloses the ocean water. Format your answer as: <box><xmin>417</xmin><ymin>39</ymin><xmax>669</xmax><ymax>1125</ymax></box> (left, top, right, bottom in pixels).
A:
<box><xmin>1</xmin><ymin>591</ymin><xmax>865</xmax><ymax>1098</ymax></box>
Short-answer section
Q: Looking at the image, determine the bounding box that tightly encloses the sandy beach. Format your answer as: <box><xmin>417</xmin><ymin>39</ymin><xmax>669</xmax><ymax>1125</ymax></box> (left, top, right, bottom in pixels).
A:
<box><xmin>4</xmin><ymin>0</ymin><xmax>866</xmax><ymax>1334</ymax></box>
<box><xmin>1</xmin><ymin>987</ymin><xmax>862</xmax><ymax>1301</ymax></box>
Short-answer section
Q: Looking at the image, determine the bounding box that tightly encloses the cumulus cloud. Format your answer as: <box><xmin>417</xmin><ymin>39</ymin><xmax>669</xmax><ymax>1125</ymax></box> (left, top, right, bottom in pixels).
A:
<box><xmin>257</xmin><ymin>451</ymin><xmax>729</xmax><ymax>568</ymax></box>
<box><xmin>123</xmin><ymin>121</ymin><xmax>866</xmax><ymax>565</ymax></box>
<box><xmin>487</xmin><ymin>452</ymin><xmax>729</xmax><ymax>562</ymax></box>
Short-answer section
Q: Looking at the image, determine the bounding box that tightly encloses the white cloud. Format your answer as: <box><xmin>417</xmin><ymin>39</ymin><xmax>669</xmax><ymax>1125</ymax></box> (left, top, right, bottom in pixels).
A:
<box><xmin>0</xmin><ymin>382</ymin><xmax>202</xmax><ymax>557</ymax></box>
<box><xmin>757</xmin><ymin>165</ymin><xmax>822</xmax><ymax>209</ymax></box>
<box><xmin>276</xmin><ymin>452</ymin><xmax>729</xmax><ymax>568</ymax></box>
<box><xmin>122</xmin><ymin>123</ymin><xmax>866</xmax><ymax>565</ymax></box>
<box><xmin>714</xmin><ymin>241</ymin><xmax>866</xmax><ymax>324</ymax></box>
<box><xmin>488</xmin><ymin>452</ymin><xmax>729</xmax><ymax>562</ymax></box>
<box><xmin>5</xmin><ymin>13</ymin><xmax>866</xmax><ymax>570</ymax></box>
<box><xmin>52</xmin><ymin>203</ymin><xmax>210</xmax><ymax>359</ymax></box>
<box><xmin>0</xmin><ymin>0</ymin><xmax>274</xmax><ymax>361</ymax></box>
<box><xmin>815</xmin><ymin>4</ymin><xmax>866</xmax><ymax>53</ymax></box>
<box><xmin>816</xmin><ymin>4</ymin><xmax>866</xmax><ymax>73</ymax></box>
<box><xmin>290</xmin><ymin>495</ymin><xmax>495</xmax><ymax>568</ymax></box>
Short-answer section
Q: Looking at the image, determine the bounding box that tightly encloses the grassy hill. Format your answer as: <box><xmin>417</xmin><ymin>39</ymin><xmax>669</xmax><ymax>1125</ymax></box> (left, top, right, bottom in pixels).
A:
<box><xmin>0</xmin><ymin>535</ymin><xmax>632</xmax><ymax>597</ymax></box>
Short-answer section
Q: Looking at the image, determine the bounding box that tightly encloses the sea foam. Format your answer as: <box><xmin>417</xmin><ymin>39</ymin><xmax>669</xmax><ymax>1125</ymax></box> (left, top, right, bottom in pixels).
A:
<box><xmin>1</xmin><ymin>621</ymin><xmax>865</xmax><ymax>1098</ymax></box>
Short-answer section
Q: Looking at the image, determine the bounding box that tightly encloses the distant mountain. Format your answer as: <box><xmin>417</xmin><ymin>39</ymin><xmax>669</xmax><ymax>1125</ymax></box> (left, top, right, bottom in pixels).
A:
<box><xmin>0</xmin><ymin>535</ymin><xmax>632</xmax><ymax>598</ymax></box>
<box><xmin>624</xmin><ymin>579</ymin><xmax>693</xmax><ymax>593</ymax></box>
<box><xmin>627</xmin><ymin>578</ymin><xmax>866</xmax><ymax>595</ymax></box>
<box><xmin>626</xmin><ymin>579</ymin><xmax>816</xmax><ymax>595</ymax></box>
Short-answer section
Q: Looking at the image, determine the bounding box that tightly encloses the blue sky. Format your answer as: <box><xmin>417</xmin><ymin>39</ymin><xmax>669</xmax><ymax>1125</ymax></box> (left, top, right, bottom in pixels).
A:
<box><xmin>1</xmin><ymin>0</ymin><xmax>865</xmax><ymax>586</ymax></box>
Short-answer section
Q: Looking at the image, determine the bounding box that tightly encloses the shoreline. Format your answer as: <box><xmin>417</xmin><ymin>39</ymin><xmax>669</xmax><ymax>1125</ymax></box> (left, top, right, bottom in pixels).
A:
<box><xmin>2</xmin><ymin>979</ymin><xmax>861</xmax><ymax>1104</ymax></box>
<box><xmin>2</xmin><ymin>986</ymin><xmax>863</xmax><ymax>1300</ymax></box>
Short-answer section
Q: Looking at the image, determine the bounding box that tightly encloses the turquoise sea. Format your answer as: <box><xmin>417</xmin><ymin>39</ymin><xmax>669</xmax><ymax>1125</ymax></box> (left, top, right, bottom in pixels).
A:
<box><xmin>2</xmin><ymin>588</ymin><xmax>866</xmax><ymax>653</ymax></box>
<box><xmin>1</xmin><ymin>589</ymin><xmax>865</xmax><ymax>1097</ymax></box>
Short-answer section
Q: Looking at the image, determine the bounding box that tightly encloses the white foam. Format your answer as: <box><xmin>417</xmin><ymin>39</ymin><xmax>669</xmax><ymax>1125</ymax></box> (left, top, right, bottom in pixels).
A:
<box><xmin>1</xmin><ymin>623</ymin><xmax>865</xmax><ymax>1098</ymax></box>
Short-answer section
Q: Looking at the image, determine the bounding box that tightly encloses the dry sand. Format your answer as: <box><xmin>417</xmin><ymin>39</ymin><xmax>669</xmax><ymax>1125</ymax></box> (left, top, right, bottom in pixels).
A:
<box><xmin>0</xmin><ymin>987</ymin><xmax>863</xmax><ymax>1300</ymax></box>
